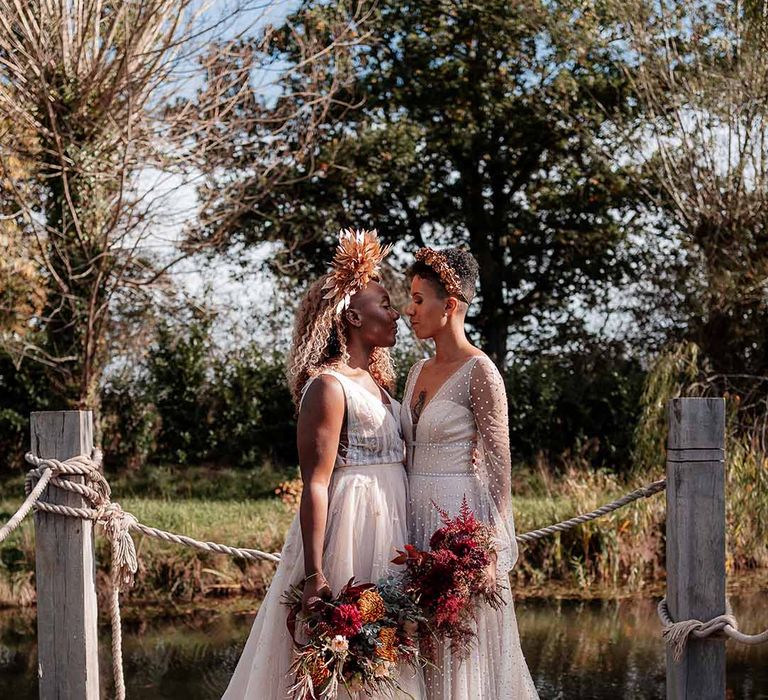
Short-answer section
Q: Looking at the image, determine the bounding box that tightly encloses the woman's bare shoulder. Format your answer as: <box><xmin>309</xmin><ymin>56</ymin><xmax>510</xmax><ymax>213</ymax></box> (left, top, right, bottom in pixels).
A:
<box><xmin>299</xmin><ymin>373</ymin><xmax>345</xmax><ymax>414</ymax></box>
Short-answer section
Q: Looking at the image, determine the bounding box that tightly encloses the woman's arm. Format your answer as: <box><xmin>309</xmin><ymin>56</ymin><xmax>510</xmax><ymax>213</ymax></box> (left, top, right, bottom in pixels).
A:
<box><xmin>470</xmin><ymin>356</ymin><xmax>518</xmax><ymax>575</ymax></box>
<box><xmin>296</xmin><ymin>374</ymin><xmax>345</xmax><ymax>610</ymax></box>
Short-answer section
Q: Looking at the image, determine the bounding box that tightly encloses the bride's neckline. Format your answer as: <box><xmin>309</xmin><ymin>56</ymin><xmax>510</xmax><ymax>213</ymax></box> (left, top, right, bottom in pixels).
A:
<box><xmin>408</xmin><ymin>355</ymin><xmax>480</xmax><ymax>420</ymax></box>
<box><xmin>325</xmin><ymin>369</ymin><xmax>394</xmax><ymax>412</ymax></box>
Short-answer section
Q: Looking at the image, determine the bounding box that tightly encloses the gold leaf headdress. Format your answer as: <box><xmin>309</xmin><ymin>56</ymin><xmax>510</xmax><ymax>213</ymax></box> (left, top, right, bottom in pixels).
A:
<box><xmin>322</xmin><ymin>229</ymin><xmax>392</xmax><ymax>315</ymax></box>
<box><xmin>414</xmin><ymin>247</ymin><xmax>468</xmax><ymax>302</ymax></box>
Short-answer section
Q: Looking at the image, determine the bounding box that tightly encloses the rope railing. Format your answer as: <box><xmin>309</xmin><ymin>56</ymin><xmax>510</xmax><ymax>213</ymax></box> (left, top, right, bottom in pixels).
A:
<box><xmin>514</xmin><ymin>478</ymin><xmax>668</xmax><ymax>543</ymax></box>
<box><xmin>1</xmin><ymin>450</ymin><xmax>764</xmax><ymax>698</ymax></box>
<box><xmin>21</xmin><ymin>453</ymin><xmax>281</xmax><ymax>563</ymax></box>
<box><xmin>2</xmin><ymin>452</ymin><xmax>281</xmax><ymax>700</ymax></box>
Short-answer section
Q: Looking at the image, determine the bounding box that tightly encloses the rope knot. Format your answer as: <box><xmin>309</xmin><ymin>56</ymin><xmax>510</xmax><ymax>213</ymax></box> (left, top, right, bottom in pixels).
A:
<box><xmin>97</xmin><ymin>502</ymin><xmax>139</xmax><ymax>591</ymax></box>
<box><xmin>658</xmin><ymin>597</ymin><xmax>739</xmax><ymax>661</ymax></box>
<box><xmin>24</xmin><ymin>450</ymin><xmax>109</xmax><ymax>509</ymax></box>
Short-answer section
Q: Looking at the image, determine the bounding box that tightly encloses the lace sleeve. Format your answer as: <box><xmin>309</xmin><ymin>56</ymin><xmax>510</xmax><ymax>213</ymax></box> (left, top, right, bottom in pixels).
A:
<box><xmin>470</xmin><ymin>356</ymin><xmax>518</xmax><ymax>573</ymax></box>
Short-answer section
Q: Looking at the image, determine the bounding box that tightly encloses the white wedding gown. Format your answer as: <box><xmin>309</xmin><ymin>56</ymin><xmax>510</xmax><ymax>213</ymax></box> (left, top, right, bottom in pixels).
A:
<box><xmin>402</xmin><ymin>356</ymin><xmax>538</xmax><ymax>700</ymax></box>
<box><xmin>223</xmin><ymin>370</ymin><xmax>425</xmax><ymax>699</ymax></box>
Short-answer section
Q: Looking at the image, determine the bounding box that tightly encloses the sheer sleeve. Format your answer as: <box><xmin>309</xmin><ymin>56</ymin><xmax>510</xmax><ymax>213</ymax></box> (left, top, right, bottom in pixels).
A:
<box><xmin>470</xmin><ymin>356</ymin><xmax>518</xmax><ymax>573</ymax></box>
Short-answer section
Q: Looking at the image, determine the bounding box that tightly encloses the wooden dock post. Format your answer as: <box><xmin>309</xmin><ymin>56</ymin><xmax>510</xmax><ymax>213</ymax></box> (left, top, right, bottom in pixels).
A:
<box><xmin>32</xmin><ymin>411</ymin><xmax>100</xmax><ymax>699</ymax></box>
<box><xmin>666</xmin><ymin>397</ymin><xmax>726</xmax><ymax>699</ymax></box>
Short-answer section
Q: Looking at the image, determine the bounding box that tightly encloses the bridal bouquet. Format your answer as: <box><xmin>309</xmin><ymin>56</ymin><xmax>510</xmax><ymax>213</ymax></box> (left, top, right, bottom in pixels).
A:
<box><xmin>282</xmin><ymin>576</ymin><xmax>426</xmax><ymax>699</ymax></box>
<box><xmin>392</xmin><ymin>497</ymin><xmax>506</xmax><ymax>658</ymax></box>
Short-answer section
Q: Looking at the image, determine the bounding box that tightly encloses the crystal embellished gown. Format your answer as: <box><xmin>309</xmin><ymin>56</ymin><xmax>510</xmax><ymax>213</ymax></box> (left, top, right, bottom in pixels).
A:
<box><xmin>402</xmin><ymin>356</ymin><xmax>538</xmax><ymax>700</ymax></box>
<box><xmin>223</xmin><ymin>370</ymin><xmax>425</xmax><ymax>700</ymax></box>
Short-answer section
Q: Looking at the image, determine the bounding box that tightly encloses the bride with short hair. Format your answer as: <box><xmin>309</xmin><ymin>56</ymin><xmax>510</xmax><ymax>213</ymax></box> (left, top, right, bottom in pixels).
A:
<box><xmin>401</xmin><ymin>246</ymin><xmax>538</xmax><ymax>700</ymax></box>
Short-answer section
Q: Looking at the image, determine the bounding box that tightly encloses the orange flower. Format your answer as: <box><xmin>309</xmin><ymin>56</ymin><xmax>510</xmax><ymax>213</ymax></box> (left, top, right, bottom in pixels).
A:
<box><xmin>376</xmin><ymin>627</ymin><xmax>398</xmax><ymax>662</ymax></box>
<box><xmin>357</xmin><ymin>589</ymin><xmax>386</xmax><ymax>624</ymax></box>
<box><xmin>307</xmin><ymin>654</ymin><xmax>330</xmax><ymax>688</ymax></box>
<box><xmin>322</xmin><ymin>229</ymin><xmax>391</xmax><ymax>314</ymax></box>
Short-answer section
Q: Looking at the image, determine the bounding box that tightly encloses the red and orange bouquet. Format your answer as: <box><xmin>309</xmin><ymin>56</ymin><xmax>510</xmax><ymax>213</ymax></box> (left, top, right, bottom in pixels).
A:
<box><xmin>282</xmin><ymin>576</ymin><xmax>426</xmax><ymax>699</ymax></box>
<box><xmin>393</xmin><ymin>497</ymin><xmax>506</xmax><ymax>658</ymax></box>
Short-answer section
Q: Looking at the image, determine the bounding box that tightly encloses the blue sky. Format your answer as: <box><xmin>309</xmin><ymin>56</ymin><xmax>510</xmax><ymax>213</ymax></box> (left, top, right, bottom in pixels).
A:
<box><xmin>143</xmin><ymin>1</ymin><xmax>303</xmax><ymax>349</ymax></box>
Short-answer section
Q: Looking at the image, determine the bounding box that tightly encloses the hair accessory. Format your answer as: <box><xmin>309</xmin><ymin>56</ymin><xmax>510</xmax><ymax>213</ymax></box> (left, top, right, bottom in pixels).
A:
<box><xmin>414</xmin><ymin>247</ymin><xmax>468</xmax><ymax>302</ymax></box>
<box><xmin>322</xmin><ymin>229</ymin><xmax>392</xmax><ymax>315</ymax></box>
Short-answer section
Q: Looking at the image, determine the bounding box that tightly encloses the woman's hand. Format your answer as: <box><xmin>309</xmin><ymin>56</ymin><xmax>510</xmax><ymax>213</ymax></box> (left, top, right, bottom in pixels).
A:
<box><xmin>301</xmin><ymin>573</ymin><xmax>331</xmax><ymax>615</ymax></box>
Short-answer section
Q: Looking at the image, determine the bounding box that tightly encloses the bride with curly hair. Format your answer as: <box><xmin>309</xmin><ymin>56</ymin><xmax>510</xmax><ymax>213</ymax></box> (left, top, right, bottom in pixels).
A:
<box><xmin>223</xmin><ymin>230</ymin><xmax>425</xmax><ymax>700</ymax></box>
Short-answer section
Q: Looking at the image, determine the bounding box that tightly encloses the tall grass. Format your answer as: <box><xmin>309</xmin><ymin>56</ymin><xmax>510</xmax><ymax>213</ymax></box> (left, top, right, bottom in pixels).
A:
<box><xmin>0</xmin><ymin>454</ymin><xmax>765</xmax><ymax>607</ymax></box>
<box><xmin>0</xmin><ymin>498</ymin><xmax>294</xmax><ymax>607</ymax></box>
<box><xmin>511</xmin><ymin>465</ymin><xmax>666</xmax><ymax>595</ymax></box>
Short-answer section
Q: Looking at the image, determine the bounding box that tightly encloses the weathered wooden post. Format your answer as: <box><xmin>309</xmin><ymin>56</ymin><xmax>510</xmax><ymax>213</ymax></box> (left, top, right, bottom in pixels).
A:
<box><xmin>666</xmin><ymin>397</ymin><xmax>726</xmax><ymax>699</ymax></box>
<box><xmin>32</xmin><ymin>411</ymin><xmax>100</xmax><ymax>699</ymax></box>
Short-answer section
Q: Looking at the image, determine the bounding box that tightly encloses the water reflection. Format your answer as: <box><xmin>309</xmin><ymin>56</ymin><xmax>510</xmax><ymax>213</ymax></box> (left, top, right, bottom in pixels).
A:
<box><xmin>1</xmin><ymin>593</ymin><xmax>766</xmax><ymax>699</ymax></box>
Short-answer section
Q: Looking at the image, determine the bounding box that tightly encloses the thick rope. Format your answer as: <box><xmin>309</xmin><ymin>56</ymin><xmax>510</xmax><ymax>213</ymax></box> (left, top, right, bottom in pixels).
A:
<box><xmin>14</xmin><ymin>452</ymin><xmax>280</xmax><ymax>700</ymax></box>
<box><xmin>515</xmin><ymin>478</ymin><xmax>667</xmax><ymax>543</ymax></box>
<box><xmin>28</xmin><ymin>499</ymin><xmax>281</xmax><ymax>563</ymax></box>
<box><xmin>0</xmin><ymin>466</ymin><xmax>53</xmax><ymax>543</ymax></box>
<box><xmin>658</xmin><ymin>597</ymin><xmax>768</xmax><ymax>660</ymax></box>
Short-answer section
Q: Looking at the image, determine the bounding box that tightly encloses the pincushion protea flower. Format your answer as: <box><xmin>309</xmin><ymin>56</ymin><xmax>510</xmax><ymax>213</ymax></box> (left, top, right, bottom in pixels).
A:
<box><xmin>357</xmin><ymin>589</ymin><xmax>386</xmax><ymax>624</ymax></box>
<box><xmin>322</xmin><ymin>229</ymin><xmax>392</xmax><ymax>315</ymax></box>
<box><xmin>376</xmin><ymin>627</ymin><xmax>398</xmax><ymax>662</ymax></box>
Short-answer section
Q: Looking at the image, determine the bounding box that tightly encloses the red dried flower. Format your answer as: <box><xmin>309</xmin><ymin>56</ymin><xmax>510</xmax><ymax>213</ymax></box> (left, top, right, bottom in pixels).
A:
<box><xmin>449</xmin><ymin>535</ymin><xmax>478</xmax><ymax>558</ymax></box>
<box><xmin>434</xmin><ymin>594</ymin><xmax>464</xmax><ymax>627</ymax></box>
<box><xmin>330</xmin><ymin>603</ymin><xmax>363</xmax><ymax>638</ymax></box>
<box><xmin>429</xmin><ymin>527</ymin><xmax>448</xmax><ymax>550</ymax></box>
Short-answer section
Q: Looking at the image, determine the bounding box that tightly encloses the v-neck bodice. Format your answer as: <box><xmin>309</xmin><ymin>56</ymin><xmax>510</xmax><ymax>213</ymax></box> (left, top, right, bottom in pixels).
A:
<box><xmin>301</xmin><ymin>370</ymin><xmax>405</xmax><ymax>468</ymax></box>
<box><xmin>406</xmin><ymin>357</ymin><xmax>478</xmax><ymax>424</ymax></box>
<box><xmin>400</xmin><ymin>357</ymin><xmax>481</xmax><ymax>480</ymax></box>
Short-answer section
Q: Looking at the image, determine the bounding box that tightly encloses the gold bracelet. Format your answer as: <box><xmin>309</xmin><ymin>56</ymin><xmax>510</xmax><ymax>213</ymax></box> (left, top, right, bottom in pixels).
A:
<box><xmin>304</xmin><ymin>572</ymin><xmax>324</xmax><ymax>581</ymax></box>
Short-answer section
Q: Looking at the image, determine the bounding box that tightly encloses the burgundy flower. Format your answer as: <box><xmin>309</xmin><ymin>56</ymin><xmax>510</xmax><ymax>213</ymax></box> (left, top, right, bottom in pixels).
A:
<box><xmin>449</xmin><ymin>535</ymin><xmax>478</xmax><ymax>558</ymax></box>
<box><xmin>435</xmin><ymin>593</ymin><xmax>463</xmax><ymax>627</ymax></box>
<box><xmin>398</xmin><ymin>498</ymin><xmax>505</xmax><ymax>659</ymax></box>
<box><xmin>330</xmin><ymin>603</ymin><xmax>363</xmax><ymax>637</ymax></box>
<box><xmin>429</xmin><ymin>527</ymin><xmax>448</xmax><ymax>550</ymax></box>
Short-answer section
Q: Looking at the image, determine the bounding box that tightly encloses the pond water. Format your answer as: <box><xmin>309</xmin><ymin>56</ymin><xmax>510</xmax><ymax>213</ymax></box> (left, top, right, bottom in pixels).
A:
<box><xmin>1</xmin><ymin>591</ymin><xmax>766</xmax><ymax>699</ymax></box>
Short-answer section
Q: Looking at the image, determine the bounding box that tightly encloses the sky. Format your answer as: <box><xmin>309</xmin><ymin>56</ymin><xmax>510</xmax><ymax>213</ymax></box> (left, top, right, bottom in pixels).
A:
<box><xmin>136</xmin><ymin>0</ymin><xmax>707</xmax><ymax>359</ymax></box>
<box><xmin>141</xmin><ymin>0</ymin><xmax>302</xmax><ymax>349</ymax></box>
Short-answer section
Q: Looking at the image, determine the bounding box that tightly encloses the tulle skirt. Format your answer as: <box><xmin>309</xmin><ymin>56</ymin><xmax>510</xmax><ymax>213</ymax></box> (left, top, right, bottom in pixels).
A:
<box><xmin>408</xmin><ymin>473</ymin><xmax>539</xmax><ymax>700</ymax></box>
<box><xmin>223</xmin><ymin>463</ymin><xmax>425</xmax><ymax>700</ymax></box>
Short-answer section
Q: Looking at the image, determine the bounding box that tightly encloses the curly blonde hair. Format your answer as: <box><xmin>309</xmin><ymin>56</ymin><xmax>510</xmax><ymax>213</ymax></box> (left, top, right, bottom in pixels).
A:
<box><xmin>287</xmin><ymin>275</ymin><xmax>396</xmax><ymax>407</ymax></box>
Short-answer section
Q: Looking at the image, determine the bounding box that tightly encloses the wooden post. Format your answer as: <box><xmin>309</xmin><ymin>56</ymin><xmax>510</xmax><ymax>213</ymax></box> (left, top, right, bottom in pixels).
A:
<box><xmin>666</xmin><ymin>397</ymin><xmax>726</xmax><ymax>699</ymax></box>
<box><xmin>32</xmin><ymin>411</ymin><xmax>100</xmax><ymax>699</ymax></box>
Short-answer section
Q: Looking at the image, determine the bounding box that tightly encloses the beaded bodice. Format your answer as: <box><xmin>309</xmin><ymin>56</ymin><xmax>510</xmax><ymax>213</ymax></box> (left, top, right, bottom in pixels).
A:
<box><xmin>402</xmin><ymin>358</ymin><xmax>478</xmax><ymax>475</ymax></box>
<box><xmin>401</xmin><ymin>355</ymin><xmax>518</xmax><ymax>572</ymax></box>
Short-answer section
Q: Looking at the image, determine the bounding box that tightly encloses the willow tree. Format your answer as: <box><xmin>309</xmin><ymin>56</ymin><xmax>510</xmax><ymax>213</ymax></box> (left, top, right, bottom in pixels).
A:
<box><xmin>0</xmin><ymin>122</ymin><xmax>45</xmax><ymax>345</ymax></box>
<box><xmin>0</xmin><ymin>1</ymin><xmax>367</xmax><ymax>415</ymax></box>
<box><xmin>606</xmin><ymin>0</ymin><xmax>768</xmax><ymax>377</ymax></box>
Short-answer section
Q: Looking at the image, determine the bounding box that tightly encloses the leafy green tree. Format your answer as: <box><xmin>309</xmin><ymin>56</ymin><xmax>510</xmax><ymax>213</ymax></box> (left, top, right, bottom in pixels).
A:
<box><xmin>0</xmin><ymin>351</ymin><xmax>53</xmax><ymax>473</ymax></box>
<box><xmin>196</xmin><ymin>0</ymin><xmax>642</xmax><ymax>367</ymax></box>
<box><xmin>506</xmin><ymin>338</ymin><xmax>646</xmax><ymax>471</ymax></box>
<box><xmin>145</xmin><ymin>313</ymin><xmax>216</xmax><ymax>465</ymax></box>
<box><xmin>210</xmin><ymin>347</ymin><xmax>297</xmax><ymax>468</ymax></box>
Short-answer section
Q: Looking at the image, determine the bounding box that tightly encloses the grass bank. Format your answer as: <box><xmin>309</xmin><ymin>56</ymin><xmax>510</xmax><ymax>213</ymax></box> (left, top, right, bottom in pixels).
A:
<box><xmin>1</xmin><ymin>455</ymin><xmax>766</xmax><ymax>607</ymax></box>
